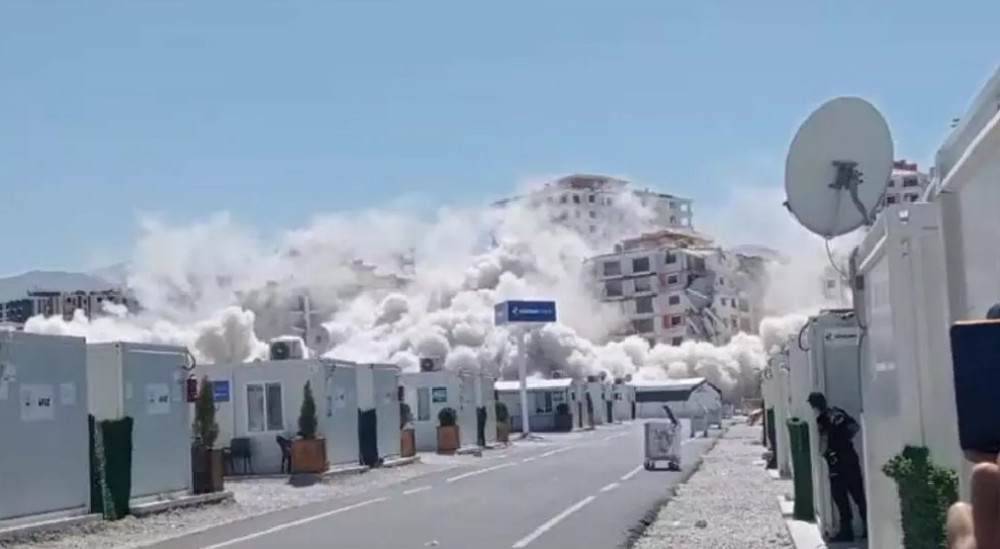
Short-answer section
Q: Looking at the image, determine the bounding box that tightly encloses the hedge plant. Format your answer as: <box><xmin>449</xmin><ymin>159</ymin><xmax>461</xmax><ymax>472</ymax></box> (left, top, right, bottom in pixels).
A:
<box><xmin>438</xmin><ymin>407</ymin><xmax>457</xmax><ymax>427</ymax></box>
<box><xmin>882</xmin><ymin>445</ymin><xmax>959</xmax><ymax>549</ymax></box>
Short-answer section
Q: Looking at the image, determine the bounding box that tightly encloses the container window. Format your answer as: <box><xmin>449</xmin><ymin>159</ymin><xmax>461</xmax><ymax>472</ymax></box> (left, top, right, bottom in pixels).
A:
<box><xmin>417</xmin><ymin>387</ymin><xmax>431</xmax><ymax>421</ymax></box>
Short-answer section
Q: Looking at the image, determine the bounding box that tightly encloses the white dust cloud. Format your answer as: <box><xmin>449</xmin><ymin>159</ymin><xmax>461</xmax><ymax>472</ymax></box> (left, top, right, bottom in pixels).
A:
<box><xmin>23</xmin><ymin>178</ymin><xmax>851</xmax><ymax>401</ymax></box>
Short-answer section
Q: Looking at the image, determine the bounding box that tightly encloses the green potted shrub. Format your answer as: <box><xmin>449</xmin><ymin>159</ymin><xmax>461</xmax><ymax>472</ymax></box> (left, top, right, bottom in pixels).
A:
<box><xmin>291</xmin><ymin>381</ymin><xmax>328</xmax><ymax>473</ymax></box>
<box><xmin>399</xmin><ymin>401</ymin><xmax>416</xmax><ymax>457</ymax></box>
<box><xmin>882</xmin><ymin>446</ymin><xmax>958</xmax><ymax>549</ymax></box>
<box><xmin>192</xmin><ymin>376</ymin><xmax>224</xmax><ymax>493</ymax></box>
<box><xmin>437</xmin><ymin>407</ymin><xmax>459</xmax><ymax>454</ymax></box>
<box><xmin>495</xmin><ymin>401</ymin><xmax>510</xmax><ymax>443</ymax></box>
<box><xmin>554</xmin><ymin>402</ymin><xmax>573</xmax><ymax>432</ymax></box>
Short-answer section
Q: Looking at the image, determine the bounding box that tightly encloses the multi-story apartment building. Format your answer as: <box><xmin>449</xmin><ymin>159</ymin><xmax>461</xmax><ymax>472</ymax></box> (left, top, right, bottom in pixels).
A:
<box><xmin>880</xmin><ymin>160</ymin><xmax>930</xmax><ymax>208</ymax></box>
<box><xmin>586</xmin><ymin>229</ymin><xmax>765</xmax><ymax>347</ymax></box>
<box><xmin>492</xmin><ymin>174</ymin><xmax>694</xmax><ymax>249</ymax></box>
<box><xmin>0</xmin><ymin>288</ymin><xmax>139</xmax><ymax>326</ymax></box>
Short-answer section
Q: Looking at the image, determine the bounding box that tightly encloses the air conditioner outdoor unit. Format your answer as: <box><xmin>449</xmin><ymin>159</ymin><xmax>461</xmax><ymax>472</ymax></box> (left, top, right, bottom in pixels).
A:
<box><xmin>269</xmin><ymin>337</ymin><xmax>306</xmax><ymax>361</ymax></box>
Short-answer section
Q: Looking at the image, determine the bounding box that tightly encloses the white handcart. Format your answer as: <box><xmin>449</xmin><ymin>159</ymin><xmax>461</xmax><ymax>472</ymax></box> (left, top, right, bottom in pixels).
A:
<box><xmin>643</xmin><ymin>421</ymin><xmax>682</xmax><ymax>471</ymax></box>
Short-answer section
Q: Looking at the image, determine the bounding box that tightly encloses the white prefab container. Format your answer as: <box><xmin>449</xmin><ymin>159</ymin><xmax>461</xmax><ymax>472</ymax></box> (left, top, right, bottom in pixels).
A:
<box><xmin>199</xmin><ymin>359</ymin><xmax>360</xmax><ymax>474</ymax></box>
<box><xmin>803</xmin><ymin>311</ymin><xmax>865</xmax><ymax>539</ymax></box>
<box><xmin>401</xmin><ymin>371</ymin><xmax>462</xmax><ymax>452</ymax></box>
<box><xmin>0</xmin><ymin>332</ymin><xmax>90</xmax><ymax>521</ymax></box>
<box><xmin>762</xmin><ymin>349</ymin><xmax>792</xmax><ymax>477</ymax></box>
<box><xmin>87</xmin><ymin>342</ymin><xmax>192</xmax><ymax>500</ymax></box>
<box><xmin>612</xmin><ymin>383</ymin><xmax>635</xmax><ymax>422</ymax></box>
<box><xmin>787</xmin><ymin>335</ymin><xmax>811</xmax><ymax>423</ymax></box>
<box><xmin>854</xmin><ymin>202</ymin><xmax>964</xmax><ymax>549</ymax></box>
<box><xmin>495</xmin><ymin>378</ymin><xmax>575</xmax><ymax>432</ymax></box>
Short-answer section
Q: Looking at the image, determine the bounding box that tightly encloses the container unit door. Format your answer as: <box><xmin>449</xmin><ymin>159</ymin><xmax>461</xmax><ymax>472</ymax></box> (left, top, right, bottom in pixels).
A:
<box><xmin>325</xmin><ymin>368</ymin><xmax>360</xmax><ymax>466</ymax></box>
<box><xmin>459</xmin><ymin>376</ymin><xmax>477</xmax><ymax>447</ymax></box>
<box><xmin>480</xmin><ymin>379</ymin><xmax>497</xmax><ymax>443</ymax></box>
<box><xmin>123</xmin><ymin>348</ymin><xmax>191</xmax><ymax>499</ymax></box>
<box><xmin>372</xmin><ymin>367</ymin><xmax>400</xmax><ymax>459</ymax></box>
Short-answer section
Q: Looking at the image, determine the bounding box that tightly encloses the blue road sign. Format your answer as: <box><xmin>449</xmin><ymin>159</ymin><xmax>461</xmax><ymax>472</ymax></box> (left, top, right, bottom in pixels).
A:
<box><xmin>212</xmin><ymin>380</ymin><xmax>231</xmax><ymax>403</ymax></box>
<box><xmin>494</xmin><ymin>300</ymin><xmax>557</xmax><ymax>324</ymax></box>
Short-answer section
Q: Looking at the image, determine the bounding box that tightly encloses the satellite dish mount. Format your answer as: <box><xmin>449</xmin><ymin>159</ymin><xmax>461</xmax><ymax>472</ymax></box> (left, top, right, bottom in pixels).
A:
<box><xmin>829</xmin><ymin>160</ymin><xmax>872</xmax><ymax>228</ymax></box>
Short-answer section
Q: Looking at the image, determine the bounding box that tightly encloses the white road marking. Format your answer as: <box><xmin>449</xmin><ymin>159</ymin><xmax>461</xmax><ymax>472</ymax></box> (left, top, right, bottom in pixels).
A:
<box><xmin>494</xmin><ymin>453</ymin><xmax>508</xmax><ymax>459</ymax></box>
<box><xmin>445</xmin><ymin>462</ymin><xmax>515</xmax><ymax>483</ymax></box>
<box><xmin>522</xmin><ymin>456</ymin><xmax>537</xmax><ymax>463</ymax></box>
<box><xmin>539</xmin><ymin>447</ymin><xmax>572</xmax><ymax>458</ymax></box>
<box><xmin>601</xmin><ymin>432</ymin><xmax>629</xmax><ymax>442</ymax></box>
<box><xmin>512</xmin><ymin>496</ymin><xmax>596</xmax><ymax>548</ymax></box>
<box><xmin>600</xmin><ymin>482</ymin><xmax>619</xmax><ymax>493</ymax></box>
<box><xmin>403</xmin><ymin>486</ymin><xmax>432</xmax><ymax>495</ymax></box>
<box><xmin>620</xmin><ymin>465</ymin><xmax>644</xmax><ymax>481</ymax></box>
<box><xmin>199</xmin><ymin>497</ymin><xmax>387</xmax><ymax>549</ymax></box>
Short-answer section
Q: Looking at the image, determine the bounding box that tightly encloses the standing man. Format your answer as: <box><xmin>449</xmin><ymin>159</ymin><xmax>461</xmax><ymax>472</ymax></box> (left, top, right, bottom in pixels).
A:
<box><xmin>808</xmin><ymin>392</ymin><xmax>867</xmax><ymax>543</ymax></box>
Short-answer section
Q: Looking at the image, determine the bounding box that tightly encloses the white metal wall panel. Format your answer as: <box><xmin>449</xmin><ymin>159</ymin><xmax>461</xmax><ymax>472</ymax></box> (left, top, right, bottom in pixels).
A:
<box><xmin>118</xmin><ymin>343</ymin><xmax>192</xmax><ymax>499</ymax></box>
<box><xmin>0</xmin><ymin>332</ymin><xmax>90</xmax><ymax>520</ymax></box>
<box><xmin>324</xmin><ymin>361</ymin><xmax>360</xmax><ymax>466</ymax></box>
<box><xmin>458</xmin><ymin>375</ymin><xmax>477</xmax><ymax>447</ymax></box>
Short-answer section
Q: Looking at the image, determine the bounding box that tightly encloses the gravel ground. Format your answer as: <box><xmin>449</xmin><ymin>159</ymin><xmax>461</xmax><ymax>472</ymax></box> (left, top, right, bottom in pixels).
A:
<box><xmin>0</xmin><ymin>459</ymin><xmax>469</xmax><ymax>549</ymax></box>
<box><xmin>633</xmin><ymin>423</ymin><xmax>794</xmax><ymax>549</ymax></box>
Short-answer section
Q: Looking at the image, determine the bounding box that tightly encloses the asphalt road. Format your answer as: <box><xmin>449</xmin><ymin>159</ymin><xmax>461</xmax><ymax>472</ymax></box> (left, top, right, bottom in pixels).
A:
<box><xmin>148</xmin><ymin>420</ymin><xmax>716</xmax><ymax>549</ymax></box>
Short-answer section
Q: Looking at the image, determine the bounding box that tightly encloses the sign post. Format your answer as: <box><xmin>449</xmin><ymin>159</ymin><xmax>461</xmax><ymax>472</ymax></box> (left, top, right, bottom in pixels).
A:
<box><xmin>493</xmin><ymin>300</ymin><xmax>557</xmax><ymax>438</ymax></box>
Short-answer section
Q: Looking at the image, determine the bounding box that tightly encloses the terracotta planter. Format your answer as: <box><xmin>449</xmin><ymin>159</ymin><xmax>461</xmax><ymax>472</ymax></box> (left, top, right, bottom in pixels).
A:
<box><xmin>437</xmin><ymin>425</ymin><xmax>460</xmax><ymax>454</ymax></box>
<box><xmin>192</xmin><ymin>447</ymin><xmax>225</xmax><ymax>494</ymax></box>
<box><xmin>496</xmin><ymin>421</ymin><xmax>510</xmax><ymax>444</ymax></box>
<box><xmin>291</xmin><ymin>437</ymin><xmax>329</xmax><ymax>474</ymax></box>
<box><xmin>400</xmin><ymin>428</ymin><xmax>416</xmax><ymax>458</ymax></box>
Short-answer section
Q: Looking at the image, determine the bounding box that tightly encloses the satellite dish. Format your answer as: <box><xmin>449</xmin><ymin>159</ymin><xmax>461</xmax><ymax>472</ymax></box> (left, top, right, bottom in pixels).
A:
<box><xmin>784</xmin><ymin>97</ymin><xmax>894</xmax><ymax>238</ymax></box>
<box><xmin>304</xmin><ymin>326</ymin><xmax>331</xmax><ymax>353</ymax></box>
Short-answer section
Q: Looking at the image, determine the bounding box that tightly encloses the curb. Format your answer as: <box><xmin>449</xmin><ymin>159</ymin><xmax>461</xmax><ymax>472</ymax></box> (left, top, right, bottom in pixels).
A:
<box><xmin>131</xmin><ymin>491</ymin><xmax>234</xmax><ymax>518</ymax></box>
<box><xmin>619</xmin><ymin>429</ymin><xmax>727</xmax><ymax>549</ymax></box>
<box><xmin>381</xmin><ymin>456</ymin><xmax>421</xmax><ymax>468</ymax></box>
<box><xmin>0</xmin><ymin>512</ymin><xmax>102</xmax><ymax>544</ymax></box>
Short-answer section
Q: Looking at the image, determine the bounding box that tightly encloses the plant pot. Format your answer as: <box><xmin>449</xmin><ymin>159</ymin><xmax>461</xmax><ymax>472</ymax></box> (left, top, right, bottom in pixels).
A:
<box><xmin>554</xmin><ymin>413</ymin><xmax>574</xmax><ymax>432</ymax></box>
<box><xmin>191</xmin><ymin>446</ymin><xmax>225</xmax><ymax>494</ymax></box>
<box><xmin>291</xmin><ymin>437</ymin><xmax>329</xmax><ymax>474</ymax></box>
<box><xmin>497</xmin><ymin>421</ymin><xmax>510</xmax><ymax>444</ymax></box>
<box><xmin>400</xmin><ymin>428</ymin><xmax>416</xmax><ymax>458</ymax></box>
<box><xmin>437</xmin><ymin>425</ymin><xmax>460</xmax><ymax>454</ymax></box>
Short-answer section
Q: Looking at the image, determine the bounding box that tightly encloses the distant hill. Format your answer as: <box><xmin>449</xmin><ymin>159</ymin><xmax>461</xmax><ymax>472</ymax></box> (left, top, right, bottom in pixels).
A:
<box><xmin>0</xmin><ymin>270</ymin><xmax>119</xmax><ymax>302</ymax></box>
<box><xmin>88</xmin><ymin>262</ymin><xmax>129</xmax><ymax>286</ymax></box>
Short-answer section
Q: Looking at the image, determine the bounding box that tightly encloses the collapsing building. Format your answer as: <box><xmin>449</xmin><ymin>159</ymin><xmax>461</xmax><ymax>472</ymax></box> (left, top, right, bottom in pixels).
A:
<box><xmin>585</xmin><ymin>229</ymin><xmax>772</xmax><ymax>346</ymax></box>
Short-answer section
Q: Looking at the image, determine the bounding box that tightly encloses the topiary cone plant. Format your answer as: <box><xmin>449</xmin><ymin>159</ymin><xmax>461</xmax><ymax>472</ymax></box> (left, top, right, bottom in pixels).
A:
<box><xmin>192</xmin><ymin>376</ymin><xmax>224</xmax><ymax>494</ymax></box>
<box><xmin>291</xmin><ymin>380</ymin><xmax>328</xmax><ymax>474</ymax></box>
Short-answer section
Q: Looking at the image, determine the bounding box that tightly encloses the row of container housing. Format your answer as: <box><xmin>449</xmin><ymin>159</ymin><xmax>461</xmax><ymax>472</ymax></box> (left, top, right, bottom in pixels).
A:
<box><xmin>493</xmin><ymin>376</ymin><xmax>723</xmax><ymax>433</ymax></box>
<box><xmin>0</xmin><ymin>331</ymin><xmax>502</xmax><ymax>525</ymax></box>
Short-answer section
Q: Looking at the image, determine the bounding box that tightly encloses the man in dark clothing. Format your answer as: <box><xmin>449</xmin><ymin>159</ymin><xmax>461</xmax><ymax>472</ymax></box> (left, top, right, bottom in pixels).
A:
<box><xmin>808</xmin><ymin>392</ymin><xmax>867</xmax><ymax>543</ymax></box>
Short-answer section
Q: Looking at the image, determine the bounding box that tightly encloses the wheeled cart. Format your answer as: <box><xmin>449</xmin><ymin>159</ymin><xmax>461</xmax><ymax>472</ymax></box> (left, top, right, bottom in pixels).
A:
<box><xmin>643</xmin><ymin>421</ymin><xmax>681</xmax><ymax>471</ymax></box>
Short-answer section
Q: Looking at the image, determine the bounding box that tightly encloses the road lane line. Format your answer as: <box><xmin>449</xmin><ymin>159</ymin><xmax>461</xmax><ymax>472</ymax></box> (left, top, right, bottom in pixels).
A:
<box><xmin>403</xmin><ymin>486</ymin><xmax>432</xmax><ymax>495</ymax></box>
<box><xmin>511</xmin><ymin>496</ymin><xmax>596</xmax><ymax>548</ymax></box>
<box><xmin>539</xmin><ymin>447</ymin><xmax>572</xmax><ymax>458</ymax></box>
<box><xmin>621</xmin><ymin>465</ymin><xmax>644</xmax><ymax>481</ymax></box>
<box><xmin>446</xmin><ymin>462</ymin><xmax>515</xmax><ymax>483</ymax></box>
<box><xmin>521</xmin><ymin>456</ymin><xmax>537</xmax><ymax>463</ymax></box>
<box><xmin>599</xmin><ymin>482</ymin><xmax>619</xmax><ymax>493</ymax></box>
<box><xmin>199</xmin><ymin>497</ymin><xmax>387</xmax><ymax>549</ymax></box>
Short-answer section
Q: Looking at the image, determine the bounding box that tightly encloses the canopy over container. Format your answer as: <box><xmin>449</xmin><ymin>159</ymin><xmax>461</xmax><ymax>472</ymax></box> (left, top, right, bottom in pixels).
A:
<box><xmin>87</xmin><ymin>342</ymin><xmax>192</xmax><ymax>500</ymax></box>
<box><xmin>0</xmin><ymin>332</ymin><xmax>90</xmax><ymax>521</ymax></box>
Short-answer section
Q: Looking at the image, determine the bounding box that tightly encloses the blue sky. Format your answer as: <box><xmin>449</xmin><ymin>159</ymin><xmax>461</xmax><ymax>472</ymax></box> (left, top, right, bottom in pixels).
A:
<box><xmin>1</xmin><ymin>1</ymin><xmax>998</xmax><ymax>274</ymax></box>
